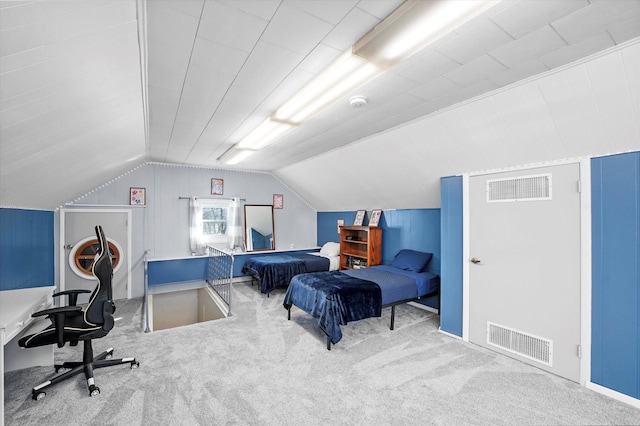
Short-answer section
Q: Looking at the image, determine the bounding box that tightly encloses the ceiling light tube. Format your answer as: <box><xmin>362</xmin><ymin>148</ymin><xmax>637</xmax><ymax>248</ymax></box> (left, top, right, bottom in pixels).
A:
<box><xmin>226</xmin><ymin>0</ymin><xmax>500</xmax><ymax>165</ymax></box>
<box><xmin>273</xmin><ymin>51</ymin><xmax>384</xmax><ymax>124</ymax></box>
<box><xmin>218</xmin><ymin>147</ymin><xmax>256</xmax><ymax>165</ymax></box>
<box><xmin>353</xmin><ymin>0</ymin><xmax>501</xmax><ymax>68</ymax></box>
<box><xmin>236</xmin><ymin>118</ymin><xmax>296</xmax><ymax>150</ymax></box>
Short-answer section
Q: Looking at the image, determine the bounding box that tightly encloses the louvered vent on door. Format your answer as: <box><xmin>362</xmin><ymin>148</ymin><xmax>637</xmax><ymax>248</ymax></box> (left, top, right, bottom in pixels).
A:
<box><xmin>486</xmin><ymin>174</ymin><xmax>552</xmax><ymax>202</ymax></box>
<box><xmin>487</xmin><ymin>321</ymin><xmax>553</xmax><ymax>366</ymax></box>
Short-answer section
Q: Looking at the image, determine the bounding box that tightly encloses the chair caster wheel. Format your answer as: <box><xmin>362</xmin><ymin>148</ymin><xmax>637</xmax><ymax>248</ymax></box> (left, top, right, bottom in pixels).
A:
<box><xmin>130</xmin><ymin>361</ymin><xmax>140</xmax><ymax>369</ymax></box>
<box><xmin>89</xmin><ymin>385</ymin><xmax>100</xmax><ymax>397</ymax></box>
<box><xmin>33</xmin><ymin>391</ymin><xmax>46</xmax><ymax>401</ymax></box>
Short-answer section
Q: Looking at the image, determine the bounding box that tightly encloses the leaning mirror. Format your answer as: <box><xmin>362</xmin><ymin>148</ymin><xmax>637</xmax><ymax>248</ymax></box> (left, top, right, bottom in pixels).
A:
<box><xmin>244</xmin><ymin>204</ymin><xmax>275</xmax><ymax>251</ymax></box>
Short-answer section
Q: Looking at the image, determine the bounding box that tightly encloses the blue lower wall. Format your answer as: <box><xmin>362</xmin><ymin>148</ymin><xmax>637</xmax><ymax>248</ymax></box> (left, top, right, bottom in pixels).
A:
<box><xmin>317</xmin><ymin>211</ymin><xmax>355</xmax><ymax>245</ymax></box>
<box><xmin>148</xmin><ymin>257</ymin><xmax>209</xmax><ymax>286</ymax></box>
<box><xmin>147</xmin><ymin>249</ymin><xmax>319</xmax><ymax>286</ymax></box>
<box><xmin>0</xmin><ymin>208</ymin><xmax>54</xmax><ymax>291</ymax></box>
<box><xmin>591</xmin><ymin>151</ymin><xmax>640</xmax><ymax>399</ymax></box>
<box><xmin>317</xmin><ymin>209</ymin><xmax>441</xmax><ymax>274</ymax></box>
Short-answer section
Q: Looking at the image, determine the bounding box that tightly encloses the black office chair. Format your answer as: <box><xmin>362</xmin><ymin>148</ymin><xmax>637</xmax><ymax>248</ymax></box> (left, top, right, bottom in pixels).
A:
<box><xmin>19</xmin><ymin>225</ymin><xmax>139</xmax><ymax>400</ymax></box>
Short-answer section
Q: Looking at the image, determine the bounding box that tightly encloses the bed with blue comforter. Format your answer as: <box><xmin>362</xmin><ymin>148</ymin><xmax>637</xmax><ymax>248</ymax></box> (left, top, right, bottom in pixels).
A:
<box><xmin>283</xmin><ymin>249</ymin><xmax>439</xmax><ymax>349</ymax></box>
<box><xmin>242</xmin><ymin>253</ymin><xmax>333</xmax><ymax>295</ymax></box>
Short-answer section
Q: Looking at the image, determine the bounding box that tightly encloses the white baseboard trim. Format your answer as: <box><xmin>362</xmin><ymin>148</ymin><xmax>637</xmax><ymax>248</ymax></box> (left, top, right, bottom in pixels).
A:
<box><xmin>438</xmin><ymin>328</ymin><xmax>463</xmax><ymax>340</ymax></box>
<box><xmin>232</xmin><ymin>276</ymin><xmax>253</xmax><ymax>284</ymax></box>
<box><xmin>587</xmin><ymin>382</ymin><xmax>640</xmax><ymax>409</ymax></box>
<box><xmin>407</xmin><ymin>301</ymin><xmax>438</xmax><ymax>313</ymax></box>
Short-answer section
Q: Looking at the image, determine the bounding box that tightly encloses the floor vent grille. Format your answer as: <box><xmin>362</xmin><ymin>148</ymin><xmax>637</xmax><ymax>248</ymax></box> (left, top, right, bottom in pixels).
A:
<box><xmin>487</xmin><ymin>322</ymin><xmax>553</xmax><ymax>366</ymax></box>
<box><xmin>487</xmin><ymin>173</ymin><xmax>552</xmax><ymax>202</ymax></box>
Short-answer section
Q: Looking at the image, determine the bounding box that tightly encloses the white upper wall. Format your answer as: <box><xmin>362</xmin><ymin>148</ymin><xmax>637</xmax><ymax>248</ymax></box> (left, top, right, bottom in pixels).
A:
<box><xmin>0</xmin><ymin>1</ymin><xmax>147</xmax><ymax>210</ymax></box>
<box><xmin>73</xmin><ymin>163</ymin><xmax>318</xmax><ymax>259</ymax></box>
<box><xmin>1</xmin><ymin>1</ymin><xmax>639</xmax><ymax>212</ymax></box>
<box><xmin>276</xmin><ymin>40</ymin><xmax>640</xmax><ymax>211</ymax></box>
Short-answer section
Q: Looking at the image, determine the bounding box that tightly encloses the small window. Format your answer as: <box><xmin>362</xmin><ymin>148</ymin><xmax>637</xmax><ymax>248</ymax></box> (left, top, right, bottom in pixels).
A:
<box><xmin>200</xmin><ymin>200</ymin><xmax>230</xmax><ymax>244</ymax></box>
<box><xmin>68</xmin><ymin>236</ymin><xmax>123</xmax><ymax>280</ymax></box>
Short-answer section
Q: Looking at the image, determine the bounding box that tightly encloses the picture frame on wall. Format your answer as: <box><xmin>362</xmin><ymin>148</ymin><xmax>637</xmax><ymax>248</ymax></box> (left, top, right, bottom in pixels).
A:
<box><xmin>354</xmin><ymin>210</ymin><xmax>366</xmax><ymax>226</ymax></box>
<box><xmin>211</xmin><ymin>178</ymin><xmax>224</xmax><ymax>195</ymax></box>
<box><xmin>273</xmin><ymin>194</ymin><xmax>283</xmax><ymax>209</ymax></box>
<box><xmin>130</xmin><ymin>187</ymin><xmax>146</xmax><ymax>205</ymax></box>
<box><xmin>369</xmin><ymin>209</ymin><xmax>382</xmax><ymax>227</ymax></box>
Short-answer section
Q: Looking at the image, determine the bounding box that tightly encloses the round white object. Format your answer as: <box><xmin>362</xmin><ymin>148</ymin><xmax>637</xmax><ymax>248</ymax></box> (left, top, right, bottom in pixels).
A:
<box><xmin>349</xmin><ymin>96</ymin><xmax>367</xmax><ymax>108</ymax></box>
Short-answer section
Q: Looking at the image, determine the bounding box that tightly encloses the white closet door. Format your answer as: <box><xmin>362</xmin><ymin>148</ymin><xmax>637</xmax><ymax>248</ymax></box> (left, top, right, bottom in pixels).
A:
<box><xmin>468</xmin><ymin>163</ymin><xmax>581</xmax><ymax>382</ymax></box>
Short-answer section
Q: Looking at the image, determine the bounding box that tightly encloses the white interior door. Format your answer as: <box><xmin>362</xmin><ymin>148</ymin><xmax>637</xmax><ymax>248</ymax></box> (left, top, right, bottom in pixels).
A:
<box><xmin>468</xmin><ymin>163</ymin><xmax>581</xmax><ymax>382</ymax></box>
<box><xmin>61</xmin><ymin>210</ymin><xmax>130</xmax><ymax>302</ymax></box>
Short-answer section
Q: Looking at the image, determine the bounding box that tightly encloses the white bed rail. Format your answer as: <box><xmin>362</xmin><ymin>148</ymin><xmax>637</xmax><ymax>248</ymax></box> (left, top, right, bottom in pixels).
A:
<box><xmin>206</xmin><ymin>245</ymin><xmax>234</xmax><ymax>316</ymax></box>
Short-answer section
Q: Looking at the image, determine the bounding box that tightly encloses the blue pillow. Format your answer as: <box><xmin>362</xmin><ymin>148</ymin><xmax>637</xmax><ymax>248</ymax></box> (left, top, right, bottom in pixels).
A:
<box><xmin>390</xmin><ymin>249</ymin><xmax>433</xmax><ymax>272</ymax></box>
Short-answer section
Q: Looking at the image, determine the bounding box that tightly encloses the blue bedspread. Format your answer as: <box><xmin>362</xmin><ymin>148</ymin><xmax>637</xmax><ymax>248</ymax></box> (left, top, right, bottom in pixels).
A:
<box><xmin>283</xmin><ymin>270</ymin><xmax>381</xmax><ymax>344</ymax></box>
<box><xmin>283</xmin><ymin>266</ymin><xmax>439</xmax><ymax>344</ymax></box>
<box><xmin>242</xmin><ymin>254</ymin><xmax>330</xmax><ymax>294</ymax></box>
<box><xmin>345</xmin><ymin>265</ymin><xmax>439</xmax><ymax>303</ymax></box>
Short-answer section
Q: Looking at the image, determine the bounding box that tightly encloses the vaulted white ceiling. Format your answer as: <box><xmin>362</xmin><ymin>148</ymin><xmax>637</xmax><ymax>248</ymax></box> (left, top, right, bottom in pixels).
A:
<box><xmin>1</xmin><ymin>0</ymin><xmax>640</xmax><ymax>210</ymax></box>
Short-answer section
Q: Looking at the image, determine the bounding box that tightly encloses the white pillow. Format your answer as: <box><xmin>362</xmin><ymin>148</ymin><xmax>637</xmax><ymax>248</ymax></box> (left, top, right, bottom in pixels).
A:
<box><xmin>320</xmin><ymin>242</ymin><xmax>340</xmax><ymax>257</ymax></box>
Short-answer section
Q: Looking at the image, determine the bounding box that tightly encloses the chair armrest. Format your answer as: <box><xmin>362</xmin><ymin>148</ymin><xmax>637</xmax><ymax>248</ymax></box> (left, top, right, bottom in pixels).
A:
<box><xmin>32</xmin><ymin>306</ymin><xmax>82</xmax><ymax>348</ymax></box>
<box><xmin>53</xmin><ymin>289</ymin><xmax>92</xmax><ymax>306</ymax></box>
<box><xmin>32</xmin><ymin>306</ymin><xmax>82</xmax><ymax>318</ymax></box>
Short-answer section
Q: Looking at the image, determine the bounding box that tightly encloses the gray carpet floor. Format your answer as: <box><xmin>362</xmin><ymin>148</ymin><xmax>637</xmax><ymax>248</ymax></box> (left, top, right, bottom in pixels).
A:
<box><xmin>5</xmin><ymin>282</ymin><xmax>640</xmax><ymax>425</ymax></box>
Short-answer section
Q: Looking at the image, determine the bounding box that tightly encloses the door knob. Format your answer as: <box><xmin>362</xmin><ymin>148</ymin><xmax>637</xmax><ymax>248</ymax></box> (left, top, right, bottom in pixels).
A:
<box><xmin>470</xmin><ymin>257</ymin><xmax>481</xmax><ymax>264</ymax></box>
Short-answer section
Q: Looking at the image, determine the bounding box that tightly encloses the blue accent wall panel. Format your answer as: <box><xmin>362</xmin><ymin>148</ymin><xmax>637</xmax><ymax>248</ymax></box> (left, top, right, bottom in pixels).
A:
<box><xmin>317</xmin><ymin>211</ymin><xmax>353</xmax><ymax>245</ymax></box>
<box><xmin>317</xmin><ymin>209</ymin><xmax>441</xmax><ymax>273</ymax></box>
<box><xmin>148</xmin><ymin>258</ymin><xmax>209</xmax><ymax>286</ymax></box>
<box><xmin>0</xmin><ymin>208</ymin><xmax>54</xmax><ymax>290</ymax></box>
<box><xmin>439</xmin><ymin>176</ymin><xmax>463</xmax><ymax>337</ymax></box>
<box><xmin>149</xmin><ymin>250</ymin><xmax>322</xmax><ymax>286</ymax></box>
<box><xmin>591</xmin><ymin>152</ymin><xmax>639</xmax><ymax>399</ymax></box>
<box><xmin>380</xmin><ymin>209</ymin><xmax>440</xmax><ymax>273</ymax></box>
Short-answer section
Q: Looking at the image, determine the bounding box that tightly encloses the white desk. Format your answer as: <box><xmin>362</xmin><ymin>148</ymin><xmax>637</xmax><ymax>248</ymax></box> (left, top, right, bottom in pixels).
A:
<box><xmin>1</xmin><ymin>286</ymin><xmax>55</xmax><ymax>426</ymax></box>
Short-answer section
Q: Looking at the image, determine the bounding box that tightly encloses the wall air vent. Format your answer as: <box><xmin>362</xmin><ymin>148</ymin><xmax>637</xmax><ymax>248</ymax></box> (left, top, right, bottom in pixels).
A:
<box><xmin>486</xmin><ymin>173</ymin><xmax>552</xmax><ymax>202</ymax></box>
<box><xmin>487</xmin><ymin>321</ymin><xmax>553</xmax><ymax>366</ymax></box>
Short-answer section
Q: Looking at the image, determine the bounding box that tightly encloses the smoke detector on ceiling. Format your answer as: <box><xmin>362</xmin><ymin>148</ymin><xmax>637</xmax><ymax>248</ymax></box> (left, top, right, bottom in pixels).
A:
<box><xmin>350</xmin><ymin>96</ymin><xmax>367</xmax><ymax>108</ymax></box>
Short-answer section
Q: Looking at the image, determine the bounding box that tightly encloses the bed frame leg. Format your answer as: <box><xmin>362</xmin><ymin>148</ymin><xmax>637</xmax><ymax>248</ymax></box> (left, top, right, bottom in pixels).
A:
<box><xmin>287</xmin><ymin>306</ymin><xmax>291</xmax><ymax>320</ymax></box>
<box><xmin>390</xmin><ymin>305</ymin><xmax>395</xmax><ymax>330</ymax></box>
<box><xmin>326</xmin><ymin>337</ymin><xmax>331</xmax><ymax>351</ymax></box>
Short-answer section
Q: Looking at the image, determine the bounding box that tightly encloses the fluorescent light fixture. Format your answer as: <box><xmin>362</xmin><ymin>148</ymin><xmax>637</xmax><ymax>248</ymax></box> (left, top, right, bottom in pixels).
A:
<box><xmin>354</xmin><ymin>0</ymin><xmax>501</xmax><ymax>68</ymax></box>
<box><xmin>218</xmin><ymin>147</ymin><xmax>256</xmax><ymax>165</ymax></box>
<box><xmin>272</xmin><ymin>51</ymin><xmax>384</xmax><ymax>124</ymax></box>
<box><xmin>228</xmin><ymin>0</ymin><xmax>500</xmax><ymax>164</ymax></box>
<box><xmin>236</xmin><ymin>118</ymin><xmax>296</xmax><ymax>150</ymax></box>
